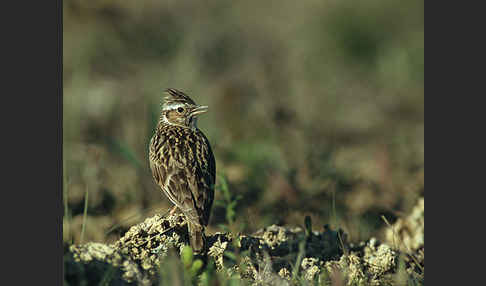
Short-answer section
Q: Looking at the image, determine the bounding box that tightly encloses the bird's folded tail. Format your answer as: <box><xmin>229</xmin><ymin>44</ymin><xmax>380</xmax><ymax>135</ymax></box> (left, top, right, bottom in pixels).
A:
<box><xmin>186</xmin><ymin>219</ymin><xmax>205</xmax><ymax>253</ymax></box>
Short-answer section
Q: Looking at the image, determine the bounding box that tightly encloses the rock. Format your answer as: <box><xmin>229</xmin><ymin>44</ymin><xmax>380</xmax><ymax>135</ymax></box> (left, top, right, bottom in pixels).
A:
<box><xmin>385</xmin><ymin>197</ymin><xmax>424</xmax><ymax>277</ymax></box>
<box><xmin>385</xmin><ymin>197</ymin><xmax>424</xmax><ymax>252</ymax></box>
<box><xmin>65</xmin><ymin>206</ymin><xmax>424</xmax><ymax>285</ymax></box>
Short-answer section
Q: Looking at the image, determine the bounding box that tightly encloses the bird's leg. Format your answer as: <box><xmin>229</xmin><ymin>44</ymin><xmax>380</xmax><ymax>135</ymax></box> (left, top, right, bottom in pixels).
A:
<box><xmin>169</xmin><ymin>205</ymin><xmax>178</xmax><ymax>216</ymax></box>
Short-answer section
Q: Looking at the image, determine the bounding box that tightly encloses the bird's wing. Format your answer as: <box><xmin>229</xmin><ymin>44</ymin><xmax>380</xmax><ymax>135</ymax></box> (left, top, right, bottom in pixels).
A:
<box><xmin>178</xmin><ymin>131</ymin><xmax>216</xmax><ymax>226</ymax></box>
<box><xmin>195</xmin><ymin>131</ymin><xmax>216</xmax><ymax>226</ymax></box>
<box><xmin>149</xmin><ymin>129</ymin><xmax>215</xmax><ymax>226</ymax></box>
<box><xmin>149</xmin><ymin>133</ymin><xmax>185</xmax><ymax>211</ymax></box>
<box><xmin>150</xmin><ymin>155</ymin><xmax>182</xmax><ymax>210</ymax></box>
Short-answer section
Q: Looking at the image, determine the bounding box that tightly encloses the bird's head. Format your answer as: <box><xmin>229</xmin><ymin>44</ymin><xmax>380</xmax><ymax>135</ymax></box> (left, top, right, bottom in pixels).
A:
<box><xmin>160</xmin><ymin>88</ymin><xmax>209</xmax><ymax>129</ymax></box>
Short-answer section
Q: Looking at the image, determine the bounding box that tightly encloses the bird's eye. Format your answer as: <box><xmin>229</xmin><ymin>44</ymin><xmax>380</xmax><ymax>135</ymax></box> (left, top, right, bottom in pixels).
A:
<box><xmin>177</xmin><ymin>107</ymin><xmax>184</xmax><ymax>113</ymax></box>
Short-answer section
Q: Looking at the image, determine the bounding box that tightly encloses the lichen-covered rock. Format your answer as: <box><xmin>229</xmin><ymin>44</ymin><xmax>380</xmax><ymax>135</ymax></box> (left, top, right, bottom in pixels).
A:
<box><xmin>278</xmin><ymin>267</ymin><xmax>291</xmax><ymax>280</ymax></box>
<box><xmin>257</xmin><ymin>224</ymin><xmax>292</xmax><ymax>249</ymax></box>
<box><xmin>207</xmin><ymin>236</ymin><xmax>228</xmax><ymax>269</ymax></box>
<box><xmin>325</xmin><ymin>254</ymin><xmax>367</xmax><ymax>285</ymax></box>
<box><xmin>385</xmin><ymin>197</ymin><xmax>424</xmax><ymax>252</ymax></box>
<box><xmin>322</xmin><ymin>236</ymin><xmax>421</xmax><ymax>286</ymax></box>
<box><xmin>64</xmin><ymin>209</ymin><xmax>423</xmax><ymax>285</ymax></box>
<box><xmin>363</xmin><ymin>238</ymin><xmax>396</xmax><ymax>277</ymax></box>
<box><xmin>384</xmin><ymin>197</ymin><xmax>424</xmax><ymax>279</ymax></box>
<box><xmin>301</xmin><ymin>257</ymin><xmax>321</xmax><ymax>281</ymax></box>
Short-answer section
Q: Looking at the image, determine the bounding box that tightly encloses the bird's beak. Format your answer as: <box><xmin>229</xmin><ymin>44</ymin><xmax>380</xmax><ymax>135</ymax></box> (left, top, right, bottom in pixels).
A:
<box><xmin>190</xmin><ymin>105</ymin><xmax>209</xmax><ymax>116</ymax></box>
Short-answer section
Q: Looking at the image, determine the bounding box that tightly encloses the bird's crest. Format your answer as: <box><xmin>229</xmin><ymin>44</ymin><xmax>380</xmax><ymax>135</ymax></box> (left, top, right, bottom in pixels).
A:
<box><xmin>163</xmin><ymin>88</ymin><xmax>197</xmax><ymax>108</ymax></box>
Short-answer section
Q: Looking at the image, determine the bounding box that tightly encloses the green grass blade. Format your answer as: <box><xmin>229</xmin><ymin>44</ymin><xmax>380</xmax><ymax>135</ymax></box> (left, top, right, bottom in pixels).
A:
<box><xmin>80</xmin><ymin>186</ymin><xmax>89</xmax><ymax>244</ymax></box>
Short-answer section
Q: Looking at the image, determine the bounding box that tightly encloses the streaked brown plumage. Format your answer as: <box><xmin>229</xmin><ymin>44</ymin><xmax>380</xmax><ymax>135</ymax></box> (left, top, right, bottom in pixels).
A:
<box><xmin>149</xmin><ymin>88</ymin><xmax>215</xmax><ymax>253</ymax></box>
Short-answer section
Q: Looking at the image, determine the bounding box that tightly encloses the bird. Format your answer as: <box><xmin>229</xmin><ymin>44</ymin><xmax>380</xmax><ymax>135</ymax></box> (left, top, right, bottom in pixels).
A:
<box><xmin>149</xmin><ymin>88</ymin><xmax>216</xmax><ymax>253</ymax></box>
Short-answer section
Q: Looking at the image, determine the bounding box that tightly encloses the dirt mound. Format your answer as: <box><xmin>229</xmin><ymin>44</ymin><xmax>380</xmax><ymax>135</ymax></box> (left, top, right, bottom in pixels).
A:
<box><xmin>65</xmin><ymin>198</ymin><xmax>424</xmax><ymax>285</ymax></box>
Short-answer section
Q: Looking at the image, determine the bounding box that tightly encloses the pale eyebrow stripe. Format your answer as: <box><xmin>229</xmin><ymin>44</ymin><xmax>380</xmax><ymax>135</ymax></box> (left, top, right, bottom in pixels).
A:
<box><xmin>162</xmin><ymin>103</ymin><xmax>186</xmax><ymax>111</ymax></box>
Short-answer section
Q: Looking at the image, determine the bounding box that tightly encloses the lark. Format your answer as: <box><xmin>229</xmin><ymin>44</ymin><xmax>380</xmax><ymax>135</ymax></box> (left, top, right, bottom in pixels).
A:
<box><xmin>149</xmin><ymin>88</ymin><xmax>215</xmax><ymax>253</ymax></box>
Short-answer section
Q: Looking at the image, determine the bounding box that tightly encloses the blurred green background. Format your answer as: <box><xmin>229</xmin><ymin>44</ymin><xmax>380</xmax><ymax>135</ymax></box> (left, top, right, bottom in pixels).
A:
<box><xmin>63</xmin><ymin>0</ymin><xmax>423</xmax><ymax>245</ymax></box>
